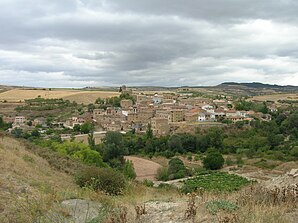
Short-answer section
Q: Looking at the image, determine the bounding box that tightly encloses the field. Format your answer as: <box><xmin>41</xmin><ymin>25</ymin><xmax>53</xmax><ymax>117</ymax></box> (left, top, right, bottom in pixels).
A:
<box><xmin>0</xmin><ymin>88</ymin><xmax>120</xmax><ymax>104</ymax></box>
<box><xmin>125</xmin><ymin>156</ymin><xmax>162</xmax><ymax>181</ymax></box>
<box><xmin>181</xmin><ymin>171</ymin><xmax>252</xmax><ymax>193</ymax></box>
<box><xmin>250</xmin><ymin>93</ymin><xmax>298</xmax><ymax>102</ymax></box>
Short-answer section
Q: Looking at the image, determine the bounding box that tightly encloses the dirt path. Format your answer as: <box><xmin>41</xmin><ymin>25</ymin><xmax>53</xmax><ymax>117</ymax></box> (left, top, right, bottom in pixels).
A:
<box><xmin>125</xmin><ymin>156</ymin><xmax>162</xmax><ymax>181</ymax></box>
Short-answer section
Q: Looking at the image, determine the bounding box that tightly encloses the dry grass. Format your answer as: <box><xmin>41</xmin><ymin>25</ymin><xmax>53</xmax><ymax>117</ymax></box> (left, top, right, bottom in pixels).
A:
<box><xmin>0</xmin><ymin>136</ymin><xmax>80</xmax><ymax>222</ymax></box>
<box><xmin>1</xmin><ymin>136</ymin><xmax>297</xmax><ymax>223</ymax></box>
<box><xmin>0</xmin><ymin>88</ymin><xmax>120</xmax><ymax>104</ymax></box>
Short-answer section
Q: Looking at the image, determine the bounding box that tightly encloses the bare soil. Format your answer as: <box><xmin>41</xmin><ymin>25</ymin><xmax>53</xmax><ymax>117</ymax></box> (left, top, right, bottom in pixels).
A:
<box><xmin>125</xmin><ymin>156</ymin><xmax>162</xmax><ymax>181</ymax></box>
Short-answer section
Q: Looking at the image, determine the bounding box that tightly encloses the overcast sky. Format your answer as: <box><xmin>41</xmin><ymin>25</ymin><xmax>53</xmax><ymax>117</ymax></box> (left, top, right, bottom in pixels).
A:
<box><xmin>0</xmin><ymin>0</ymin><xmax>298</xmax><ymax>87</ymax></box>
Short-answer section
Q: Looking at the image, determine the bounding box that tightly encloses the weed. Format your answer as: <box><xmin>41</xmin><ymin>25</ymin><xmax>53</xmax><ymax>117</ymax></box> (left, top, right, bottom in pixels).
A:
<box><xmin>184</xmin><ymin>192</ymin><xmax>197</xmax><ymax>222</ymax></box>
<box><xmin>22</xmin><ymin>154</ymin><xmax>35</xmax><ymax>163</ymax></box>
<box><xmin>135</xmin><ymin>204</ymin><xmax>147</xmax><ymax>219</ymax></box>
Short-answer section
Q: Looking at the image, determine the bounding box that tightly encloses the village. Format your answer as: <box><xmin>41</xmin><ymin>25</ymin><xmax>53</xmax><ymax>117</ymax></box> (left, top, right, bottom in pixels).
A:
<box><xmin>1</xmin><ymin>85</ymin><xmax>276</xmax><ymax>145</ymax></box>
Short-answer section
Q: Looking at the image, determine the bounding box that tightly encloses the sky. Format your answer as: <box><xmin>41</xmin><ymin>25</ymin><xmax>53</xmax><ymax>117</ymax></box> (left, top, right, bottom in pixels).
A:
<box><xmin>0</xmin><ymin>0</ymin><xmax>298</xmax><ymax>87</ymax></box>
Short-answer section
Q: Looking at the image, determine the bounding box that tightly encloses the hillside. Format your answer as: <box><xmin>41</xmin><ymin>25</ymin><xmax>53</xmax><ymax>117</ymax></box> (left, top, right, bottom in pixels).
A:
<box><xmin>0</xmin><ymin>135</ymin><xmax>79</xmax><ymax>222</ymax></box>
<box><xmin>213</xmin><ymin>82</ymin><xmax>298</xmax><ymax>96</ymax></box>
<box><xmin>0</xmin><ymin>135</ymin><xmax>297</xmax><ymax>223</ymax></box>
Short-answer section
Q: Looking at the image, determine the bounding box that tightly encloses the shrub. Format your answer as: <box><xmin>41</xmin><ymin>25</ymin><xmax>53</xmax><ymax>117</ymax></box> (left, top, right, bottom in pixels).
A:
<box><xmin>143</xmin><ymin>179</ymin><xmax>154</xmax><ymax>187</ymax></box>
<box><xmin>203</xmin><ymin>152</ymin><xmax>224</xmax><ymax>170</ymax></box>
<box><xmin>206</xmin><ymin>200</ymin><xmax>238</xmax><ymax>215</ymax></box>
<box><xmin>168</xmin><ymin>158</ymin><xmax>187</xmax><ymax>179</ymax></box>
<box><xmin>225</xmin><ymin>157</ymin><xmax>233</xmax><ymax>166</ymax></box>
<box><xmin>194</xmin><ymin>154</ymin><xmax>201</xmax><ymax>161</ymax></box>
<box><xmin>123</xmin><ymin>160</ymin><xmax>136</xmax><ymax>180</ymax></box>
<box><xmin>156</xmin><ymin>166</ymin><xmax>169</xmax><ymax>181</ymax></box>
<box><xmin>75</xmin><ymin>167</ymin><xmax>126</xmax><ymax>195</ymax></box>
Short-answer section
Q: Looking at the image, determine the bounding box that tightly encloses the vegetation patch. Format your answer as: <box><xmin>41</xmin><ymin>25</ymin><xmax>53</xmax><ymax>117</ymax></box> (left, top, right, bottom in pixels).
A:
<box><xmin>205</xmin><ymin>200</ymin><xmax>238</xmax><ymax>215</ymax></box>
<box><xmin>181</xmin><ymin>171</ymin><xmax>252</xmax><ymax>193</ymax></box>
<box><xmin>75</xmin><ymin>166</ymin><xmax>127</xmax><ymax>195</ymax></box>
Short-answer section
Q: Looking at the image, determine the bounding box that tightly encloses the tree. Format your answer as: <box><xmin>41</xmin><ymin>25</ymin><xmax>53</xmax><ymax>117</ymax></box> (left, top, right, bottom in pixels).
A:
<box><xmin>80</xmin><ymin>122</ymin><xmax>93</xmax><ymax>134</ymax></box>
<box><xmin>146</xmin><ymin>123</ymin><xmax>153</xmax><ymax>139</ymax></box>
<box><xmin>0</xmin><ymin>116</ymin><xmax>4</xmax><ymax>129</ymax></box>
<box><xmin>31</xmin><ymin>129</ymin><xmax>40</xmax><ymax>137</ymax></box>
<box><xmin>88</xmin><ymin>132</ymin><xmax>95</xmax><ymax>149</ymax></box>
<box><xmin>87</xmin><ymin>103</ymin><xmax>95</xmax><ymax>112</ymax></box>
<box><xmin>101</xmin><ymin>132</ymin><xmax>127</xmax><ymax>168</ymax></box>
<box><xmin>73</xmin><ymin>124</ymin><xmax>81</xmax><ymax>132</ymax></box>
<box><xmin>168</xmin><ymin>158</ymin><xmax>187</xmax><ymax>179</ymax></box>
<box><xmin>203</xmin><ymin>152</ymin><xmax>224</xmax><ymax>170</ymax></box>
<box><xmin>168</xmin><ymin>135</ymin><xmax>184</xmax><ymax>153</ymax></box>
<box><xmin>73</xmin><ymin>149</ymin><xmax>106</xmax><ymax>167</ymax></box>
<box><xmin>206</xmin><ymin>127</ymin><xmax>224</xmax><ymax>150</ymax></box>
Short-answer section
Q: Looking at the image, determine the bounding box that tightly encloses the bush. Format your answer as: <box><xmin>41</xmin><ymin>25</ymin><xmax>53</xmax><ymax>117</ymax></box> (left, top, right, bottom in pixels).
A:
<box><xmin>168</xmin><ymin>158</ymin><xmax>187</xmax><ymax>179</ymax></box>
<box><xmin>225</xmin><ymin>157</ymin><xmax>233</xmax><ymax>166</ymax></box>
<box><xmin>123</xmin><ymin>160</ymin><xmax>136</xmax><ymax>180</ymax></box>
<box><xmin>75</xmin><ymin>167</ymin><xmax>126</xmax><ymax>195</ymax></box>
<box><xmin>203</xmin><ymin>153</ymin><xmax>224</xmax><ymax>170</ymax></box>
<box><xmin>156</xmin><ymin>166</ymin><xmax>169</xmax><ymax>181</ymax></box>
<box><xmin>206</xmin><ymin>200</ymin><xmax>238</xmax><ymax>215</ymax></box>
<box><xmin>143</xmin><ymin>179</ymin><xmax>154</xmax><ymax>187</ymax></box>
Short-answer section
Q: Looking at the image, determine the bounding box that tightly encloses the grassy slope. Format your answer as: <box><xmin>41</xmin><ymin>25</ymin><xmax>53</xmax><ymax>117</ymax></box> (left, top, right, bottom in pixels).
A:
<box><xmin>0</xmin><ymin>136</ymin><xmax>79</xmax><ymax>222</ymax></box>
<box><xmin>0</xmin><ymin>135</ymin><xmax>296</xmax><ymax>223</ymax></box>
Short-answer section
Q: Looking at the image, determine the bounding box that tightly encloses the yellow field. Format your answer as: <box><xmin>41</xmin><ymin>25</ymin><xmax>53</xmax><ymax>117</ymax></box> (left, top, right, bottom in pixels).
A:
<box><xmin>250</xmin><ymin>93</ymin><xmax>298</xmax><ymax>102</ymax></box>
<box><xmin>0</xmin><ymin>88</ymin><xmax>120</xmax><ymax>104</ymax></box>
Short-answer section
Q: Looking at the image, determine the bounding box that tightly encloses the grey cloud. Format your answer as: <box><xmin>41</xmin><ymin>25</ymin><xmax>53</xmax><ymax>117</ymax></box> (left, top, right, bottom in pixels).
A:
<box><xmin>0</xmin><ymin>0</ymin><xmax>298</xmax><ymax>87</ymax></box>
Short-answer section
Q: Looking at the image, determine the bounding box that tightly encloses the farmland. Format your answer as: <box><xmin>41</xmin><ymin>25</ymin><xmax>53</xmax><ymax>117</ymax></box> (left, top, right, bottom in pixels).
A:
<box><xmin>181</xmin><ymin>171</ymin><xmax>252</xmax><ymax>193</ymax></box>
<box><xmin>0</xmin><ymin>88</ymin><xmax>120</xmax><ymax>104</ymax></box>
<box><xmin>250</xmin><ymin>93</ymin><xmax>298</xmax><ymax>103</ymax></box>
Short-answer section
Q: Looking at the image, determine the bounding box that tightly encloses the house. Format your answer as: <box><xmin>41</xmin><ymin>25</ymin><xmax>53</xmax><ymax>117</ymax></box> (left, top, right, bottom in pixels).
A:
<box><xmin>120</xmin><ymin>99</ymin><xmax>133</xmax><ymax>109</ymax></box>
<box><xmin>64</xmin><ymin>117</ymin><xmax>85</xmax><ymax>128</ymax></box>
<box><xmin>14</xmin><ymin>116</ymin><xmax>26</xmax><ymax>124</ymax></box>
<box><xmin>198</xmin><ymin>112</ymin><xmax>215</xmax><ymax>122</ymax></box>
<box><xmin>184</xmin><ymin>108</ymin><xmax>204</xmax><ymax>122</ymax></box>
<box><xmin>33</xmin><ymin>117</ymin><xmax>47</xmax><ymax>127</ymax></box>
<box><xmin>152</xmin><ymin>94</ymin><xmax>163</xmax><ymax>104</ymax></box>
<box><xmin>236</xmin><ymin>111</ymin><xmax>248</xmax><ymax>117</ymax></box>
<box><xmin>201</xmin><ymin>105</ymin><xmax>214</xmax><ymax>113</ymax></box>
<box><xmin>169</xmin><ymin>109</ymin><xmax>185</xmax><ymax>122</ymax></box>
<box><xmin>225</xmin><ymin>110</ymin><xmax>238</xmax><ymax>117</ymax></box>
<box><xmin>213</xmin><ymin>109</ymin><xmax>226</xmax><ymax>119</ymax></box>
<box><xmin>151</xmin><ymin>117</ymin><xmax>170</xmax><ymax>136</ymax></box>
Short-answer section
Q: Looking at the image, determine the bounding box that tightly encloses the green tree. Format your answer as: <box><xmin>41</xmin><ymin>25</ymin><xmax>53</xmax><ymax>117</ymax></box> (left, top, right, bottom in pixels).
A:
<box><xmin>31</xmin><ymin>129</ymin><xmax>40</xmax><ymax>138</ymax></box>
<box><xmin>73</xmin><ymin>124</ymin><xmax>81</xmax><ymax>132</ymax></box>
<box><xmin>73</xmin><ymin>149</ymin><xmax>106</xmax><ymax>167</ymax></box>
<box><xmin>168</xmin><ymin>158</ymin><xmax>187</xmax><ymax>179</ymax></box>
<box><xmin>80</xmin><ymin>122</ymin><xmax>94</xmax><ymax>134</ymax></box>
<box><xmin>87</xmin><ymin>103</ymin><xmax>95</xmax><ymax>112</ymax></box>
<box><xmin>168</xmin><ymin>135</ymin><xmax>184</xmax><ymax>153</ymax></box>
<box><xmin>101</xmin><ymin>132</ymin><xmax>127</xmax><ymax>168</ymax></box>
<box><xmin>146</xmin><ymin>123</ymin><xmax>153</xmax><ymax>139</ymax></box>
<box><xmin>88</xmin><ymin>132</ymin><xmax>95</xmax><ymax>149</ymax></box>
<box><xmin>203</xmin><ymin>152</ymin><xmax>225</xmax><ymax>170</ymax></box>
<box><xmin>206</xmin><ymin>127</ymin><xmax>224</xmax><ymax>150</ymax></box>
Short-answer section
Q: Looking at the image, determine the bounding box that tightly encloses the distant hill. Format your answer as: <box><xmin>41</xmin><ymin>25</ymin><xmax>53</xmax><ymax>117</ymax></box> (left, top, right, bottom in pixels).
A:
<box><xmin>212</xmin><ymin>82</ymin><xmax>298</xmax><ymax>96</ymax></box>
<box><xmin>219</xmin><ymin>82</ymin><xmax>298</xmax><ymax>89</ymax></box>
